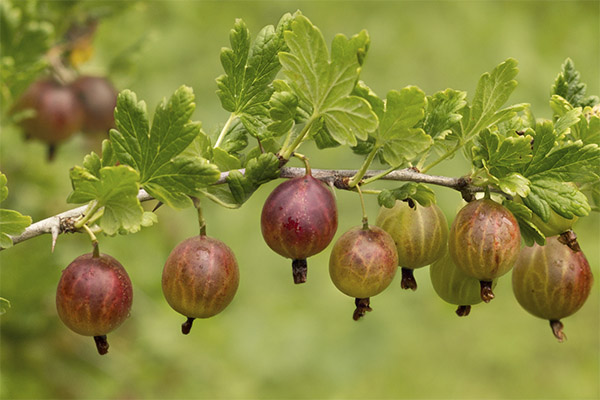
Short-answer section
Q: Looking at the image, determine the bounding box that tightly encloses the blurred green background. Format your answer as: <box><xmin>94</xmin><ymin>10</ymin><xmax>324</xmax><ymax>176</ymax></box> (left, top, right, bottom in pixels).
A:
<box><xmin>1</xmin><ymin>1</ymin><xmax>599</xmax><ymax>399</ymax></box>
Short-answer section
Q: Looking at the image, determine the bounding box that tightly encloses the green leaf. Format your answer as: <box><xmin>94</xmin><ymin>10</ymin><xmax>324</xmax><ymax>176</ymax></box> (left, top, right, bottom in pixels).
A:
<box><xmin>267</xmin><ymin>89</ymin><xmax>298</xmax><ymax>136</ymax></box>
<box><xmin>495</xmin><ymin>173</ymin><xmax>531</xmax><ymax>197</ymax></box>
<box><xmin>554</xmin><ymin>108</ymin><xmax>582</xmax><ymax>138</ymax></box>
<box><xmin>378</xmin><ymin>183</ymin><xmax>436</xmax><ymax>208</ymax></box>
<box><xmin>144</xmin><ymin>156</ymin><xmax>220</xmax><ymax>209</ymax></box>
<box><xmin>572</xmin><ymin>107</ymin><xmax>600</xmax><ymax>146</ymax></box>
<box><xmin>503</xmin><ymin>200</ymin><xmax>545</xmax><ymax>246</ymax></box>
<box><xmin>0</xmin><ymin>209</ymin><xmax>32</xmax><ymax>249</ymax></box>
<box><xmin>279</xmin><ymin>15</ymin><xmax>377</xmax><ymax>146</ymax></box>
<box><xmin>110</xmin><ymin>87</ymin><xmax>220</xmax><ymax>209</ymax></box>
<box><xmin>0</xmin><ymin>173</ymin><xmax>8</xmax><ymax>203</ymax></box>
<box><xmin>0</xmin><ymin>297</ymin><xmax>10</xmax><ymax>315</ymax></box>
<box><xmin>525</xmin><ymin>139</ymin><xmax>600</xmax><ymax>184</ymax></box>
<box><xmin>423</xmin><ymin>88</ymin><xmax>467</xmax><ymax>139</ymax></box>
<box><xmin>462</xmin><ymin>59</ymin><xmax>528</xmax><ymax>142</ymax></box>
<box><xmin>216</xmin><ymin>14</ymin><xmax>294</xmax><ymax>138</ymax></box>
<box><xmin>375</xmin><ymin>87</ymin><xmax>431</xmax><ymax>166</ymax></box>
<box><xmin>213</xmin><ymin>147</ymin><xmax>242</xmax><ymax>171</ymax></box>
<box><xmin>67</xmin><ymin>165</ymin><xmax>145</xmax><ymax>235</ymax></box>
<box><xmin>0</xmin><ymin>172</ymin><xmax>32</xmax><ymax>248</ymax></box>
<box><xmin>473</xmin><ymin>130</ymin><xmax>532</xmax><ymax>177</ymax></box>
<box><xmin>526</xmin><ymin>179</ymin><xmax>590</xmax><ymax>220</ymax></box>
<box><xmin>552</xmin><ymin>58</ymin><xmax>599</xmax><ymax>108</ymax></box>
<box><xmin>226</xmin><ymin>153</ymin><xmax>280</xmax><ymax>205</ymax></box>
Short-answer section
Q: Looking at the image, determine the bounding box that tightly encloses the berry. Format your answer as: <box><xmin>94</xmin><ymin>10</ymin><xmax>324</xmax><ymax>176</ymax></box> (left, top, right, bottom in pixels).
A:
<box><xmin>376</xmin><ymin>200</ymin><xmax>448</xmax><ymax>290</ymax></box>
<box><xmin>56</xmin><ymin>252</ymin><xmax>133</xmax><ymax>355</ymax></box>
<box><xmin>429</xmin><ymin>251</ymin><xmax>496</xmax><ymax>316</ymax></box>
<box><xmin>329</xmin><ymin>225</ymin><xmax>398</xmax><ymax>320</ymax></box>
<box><xmin>70</xmin><ymin>75</ymin><xmax>118</xmax><ymax>134</ymax></box>
<box><xmin>448</xmin><ymin>198</ymin><xmax>521</xmax><ymax>302</ymax></box>
<box><xmin>12</xmin><ymin>78</ymin><xmax>84</xmax><ymax>159</ymax></box>
<box><xmin>162</xmin><ymin>235</ymin><xmax>239</xmax><ymax>334</ymax></box>
<box><xmin>512</xmin><ymin>236</ymin><xmax>593</xmax><ymax>342</ymax></box>
<box><xmin>261</xmin><ymin>174</ymin><xmax>337</xmax><ymax>284</ymax></box>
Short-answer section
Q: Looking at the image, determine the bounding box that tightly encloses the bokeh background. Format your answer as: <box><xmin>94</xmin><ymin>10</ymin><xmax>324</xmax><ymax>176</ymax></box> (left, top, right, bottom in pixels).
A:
<box><xmin>1</xmin><ymin>1</ymin><xmax>599</xmax><ymax>399</ymax></box>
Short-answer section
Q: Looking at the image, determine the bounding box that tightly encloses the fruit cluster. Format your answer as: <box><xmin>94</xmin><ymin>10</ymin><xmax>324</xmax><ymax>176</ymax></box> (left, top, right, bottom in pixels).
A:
<box><xmin>11</xmin><ymin>76</ymin><xmax>118</xmax><ymax>159</ymax></box>
<box><xmin>55</xmin><ymin>170</ymin><xmax>593</xmax><ymax>354</ymax></box>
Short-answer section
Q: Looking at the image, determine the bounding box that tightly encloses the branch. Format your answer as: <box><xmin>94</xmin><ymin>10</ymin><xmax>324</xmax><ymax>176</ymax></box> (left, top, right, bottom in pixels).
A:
<box><xmin>5</xmin><ymin>167</ymin><xmax>478</xmax><ymax>250</ymax></box>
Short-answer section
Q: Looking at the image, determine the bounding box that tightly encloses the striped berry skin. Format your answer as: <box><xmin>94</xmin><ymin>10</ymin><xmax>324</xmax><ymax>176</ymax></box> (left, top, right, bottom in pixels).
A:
<box><xmin>376</xmin><ymin>201</ymin><xmax>448</xmax><ymax>290</ymax></box>
<box><xmin>162</xmin><ymin>235</ymin><xmax>239</xmax><ymax>334</ymax></box>
<box><xmin>56</xmin><ymin>253</ymin><xmax>132</xmax><ymax>354</ymax></box>
<box><xmin>329</xmin><ymin>226</ymin><xmax>398</xmax><ymax>320</ymax></box>
<box><xmin>261</xmin><ymin>174</ymin><xmax>337</xmax><ymax>283</ymax></box>
<box><xmin>512</xmin><ymin>236</ymin><xmax>593</xmax><ymax>334</ymax></box>
<box><xmin>429</xmin><ymin>251</ymin><xmax>496</xmax><ymax>316</ymax></box>
<box><xmin>449</xmin><ymin>199</ymin><xmax>521</xmax><ymax>282</ymax></box>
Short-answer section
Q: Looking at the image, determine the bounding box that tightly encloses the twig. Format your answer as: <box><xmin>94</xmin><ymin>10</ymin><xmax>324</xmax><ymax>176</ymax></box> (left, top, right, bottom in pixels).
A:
<box><xmin>5</xmin><ymin>168</ymin><xmax>479</xmax><ymax>249</ymax></box>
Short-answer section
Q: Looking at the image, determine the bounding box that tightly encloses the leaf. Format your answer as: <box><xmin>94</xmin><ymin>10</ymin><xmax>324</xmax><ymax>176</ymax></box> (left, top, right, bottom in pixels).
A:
<box><xmin>463</xmin><ymin>59</ymin><xmax>528</xmax><ymax>140</ymax></box>
<box><xmin>503</xmin><ymin>200</ymin><xmax>545</xmax><ymax>246</ymax></box>
<box><xmin>0</xmin><ymin>173</ymin><xmax>8</xmax><ymax>203</ymax></box>
<box><xmin>0</xmin><ymin>297</ymin><xmax>10</xmax><ymax>315</ymax></box>
<box><xmin>375</xmin><ymin>87</ymin><xmax>432</xmax><ymax>166</ymax></box>
<box><xmin>525</xmin><ymin>139</ymin><xmax>600</xmax><ymax>184</ymax></box>
<box><xmin>0</xmin><ymin>172</ymin><xmax>32</xmax><ymax>248</ymax></box>
<box><xmin>279</xmin><ymin>15</ymin><xmax>377</xmax><ymax>146</ymax></box>
<box><xmin>109</xmin><ymin>87</ymin><xmax>220</xmax><ymax>209</ymax></box>
<box><xmin>216</xmin><ymin>14</ymin><xmax>294</xmax><ymax>139</ymax></box>
<box><xmin>226</xmin><ymin>153</ymin><xmax>280</xmax><ymax>205</ymax></box>
<box><xmin>525</xmin><ymin>179</ymin><xmax>590</xmax><ymax>220</ymax></box>
<box><xmin>268</xmin><ymin>89</ymin><xmax>298</xmax><ymax>136</ymax></box>
<box><xmin>472</xmin><ymin>130</ymin><xmax>532</xmax><ymax>177</ymax></box>
<box><xmin>0</xmin><ymin>209</ymin><xmax>32</xmax><ymax>249</ymax></box>
<box><xmin>552</xmin><ymin>58</ymin><xmax>599</xmax><ymax>108</ymax></box>
<box><xmin>67</xmin><ymin>165</ymin><xmax>145</xmax><ymax>235</ymax></box>
<box><xmin>423</xmin><ymin>88</ymin><xmax>467</xmax><ymax>139</ymax></box>
<box><xmin>378</xmin><ymin>183</ymin><xmax>436</xmax><ymax>208</ymax></box>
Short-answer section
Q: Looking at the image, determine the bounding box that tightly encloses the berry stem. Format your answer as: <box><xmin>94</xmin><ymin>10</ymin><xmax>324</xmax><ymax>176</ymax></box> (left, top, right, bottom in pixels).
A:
<box><xmin>480</xmin><ymin>280</ymin><xmax>495</xmax><ymax>303</ymax></box>
<box><xmin>193</xmin><ymin>197</ymin><xmax>206</xmax><ymax>236</ymax></box>
<box><xmin>353</xmin><ymin>297</ymin><xmax>372</xmax><ymax>321</ymax></box>
<box><xmin>293</xmin><ymin>153</ymin><xmax>311</xmax><ymax>176</ymax></box>
<box><xmin>356</xmin><ymin>185</ymin><xmax>369</xmax><ymax>230</ymax></box>
<box><xmin>550</xmin><ymin>320</ymin><xmax>566</xmax><ymax>342</ymax></box>
<box><xmin>455</xmin><ymin>305</ymin><xmax>471</xmax><ymax>317</ymax></box>
<box><xmin>182</xmin><ymin>317</ymin><xmax>195</xmax><ymax>335</ymax></box>
<box><xmin>292</xmin><ymin>259</ymin><xmax>308</xmax><ymax>284</ymax></box>
<box><xmin>81</xmin><ymin>224</ymin><xmax>99</xmax><ymax>257</ymax></box>
<box><xmin>93</xmin><ymin>335</ymin><xmax>109</xmax><ymax>355</ymax></box>
<box><xmin>400</xmin><ymin>267</ymin><xmax>418</xmax><ymax>291</ymax></box>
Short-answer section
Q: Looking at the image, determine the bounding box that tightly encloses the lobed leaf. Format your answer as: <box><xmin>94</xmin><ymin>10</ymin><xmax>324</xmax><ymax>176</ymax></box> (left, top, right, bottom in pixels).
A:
<box><xmin>279</xmin><ymin>14</ymin><xmax>377</xmax><ymax>147</ymax></box>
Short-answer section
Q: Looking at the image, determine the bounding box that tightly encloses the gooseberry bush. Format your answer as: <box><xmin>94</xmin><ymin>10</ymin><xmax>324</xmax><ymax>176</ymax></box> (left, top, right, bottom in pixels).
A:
<box><xmin>1</xmin><ymin>7</ymin><xmax>599</xmax><ymax>354</ymax></box>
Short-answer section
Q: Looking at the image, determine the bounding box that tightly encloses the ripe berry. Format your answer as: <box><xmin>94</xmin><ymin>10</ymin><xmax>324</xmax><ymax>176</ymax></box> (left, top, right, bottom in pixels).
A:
<box><xmin>261</xmin><ymin>174</ymin><xmax>338</xmax><ymax>284</ymax></box>
<box><xmin>329</xmin><ymin>225</ymin><xmax>398</xmax><ymax>320</ymax></box>
<box><xmin>512</xmin><ymin>236</ymin><xmax>593</xmax><ymax>342</ymax></box>
<box><xmin>162</xmin><ymin>235</ymin><xmax>239</xmax><ymax>334</ymax></box>
<box><xmin>448</xmin><ymin>198</ymin><xmax>521</xmax><ymax>302</ymax></box>
<box><xmin>56</xmin><ymin>252</ymin><xmax>133</xmax><ymax>355</ymax></box>
<box><xmin>70</xmin><ymin>75</ymin><xmax>118</xmax><ymax>134</ymax></box>
<box><xmin>429</xmin><ymin>251</ymin><xmax>496</xmax><ymax>316</ymax></box>
<box><xmin>376</xmin><ymin>200</ymin><xmax>448</xmax><ymax>290</ymax></box>
<box><xmin>12</xmin><ymin>78</ymin><xmax>84</xmax><ymax>160</ymax></box>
